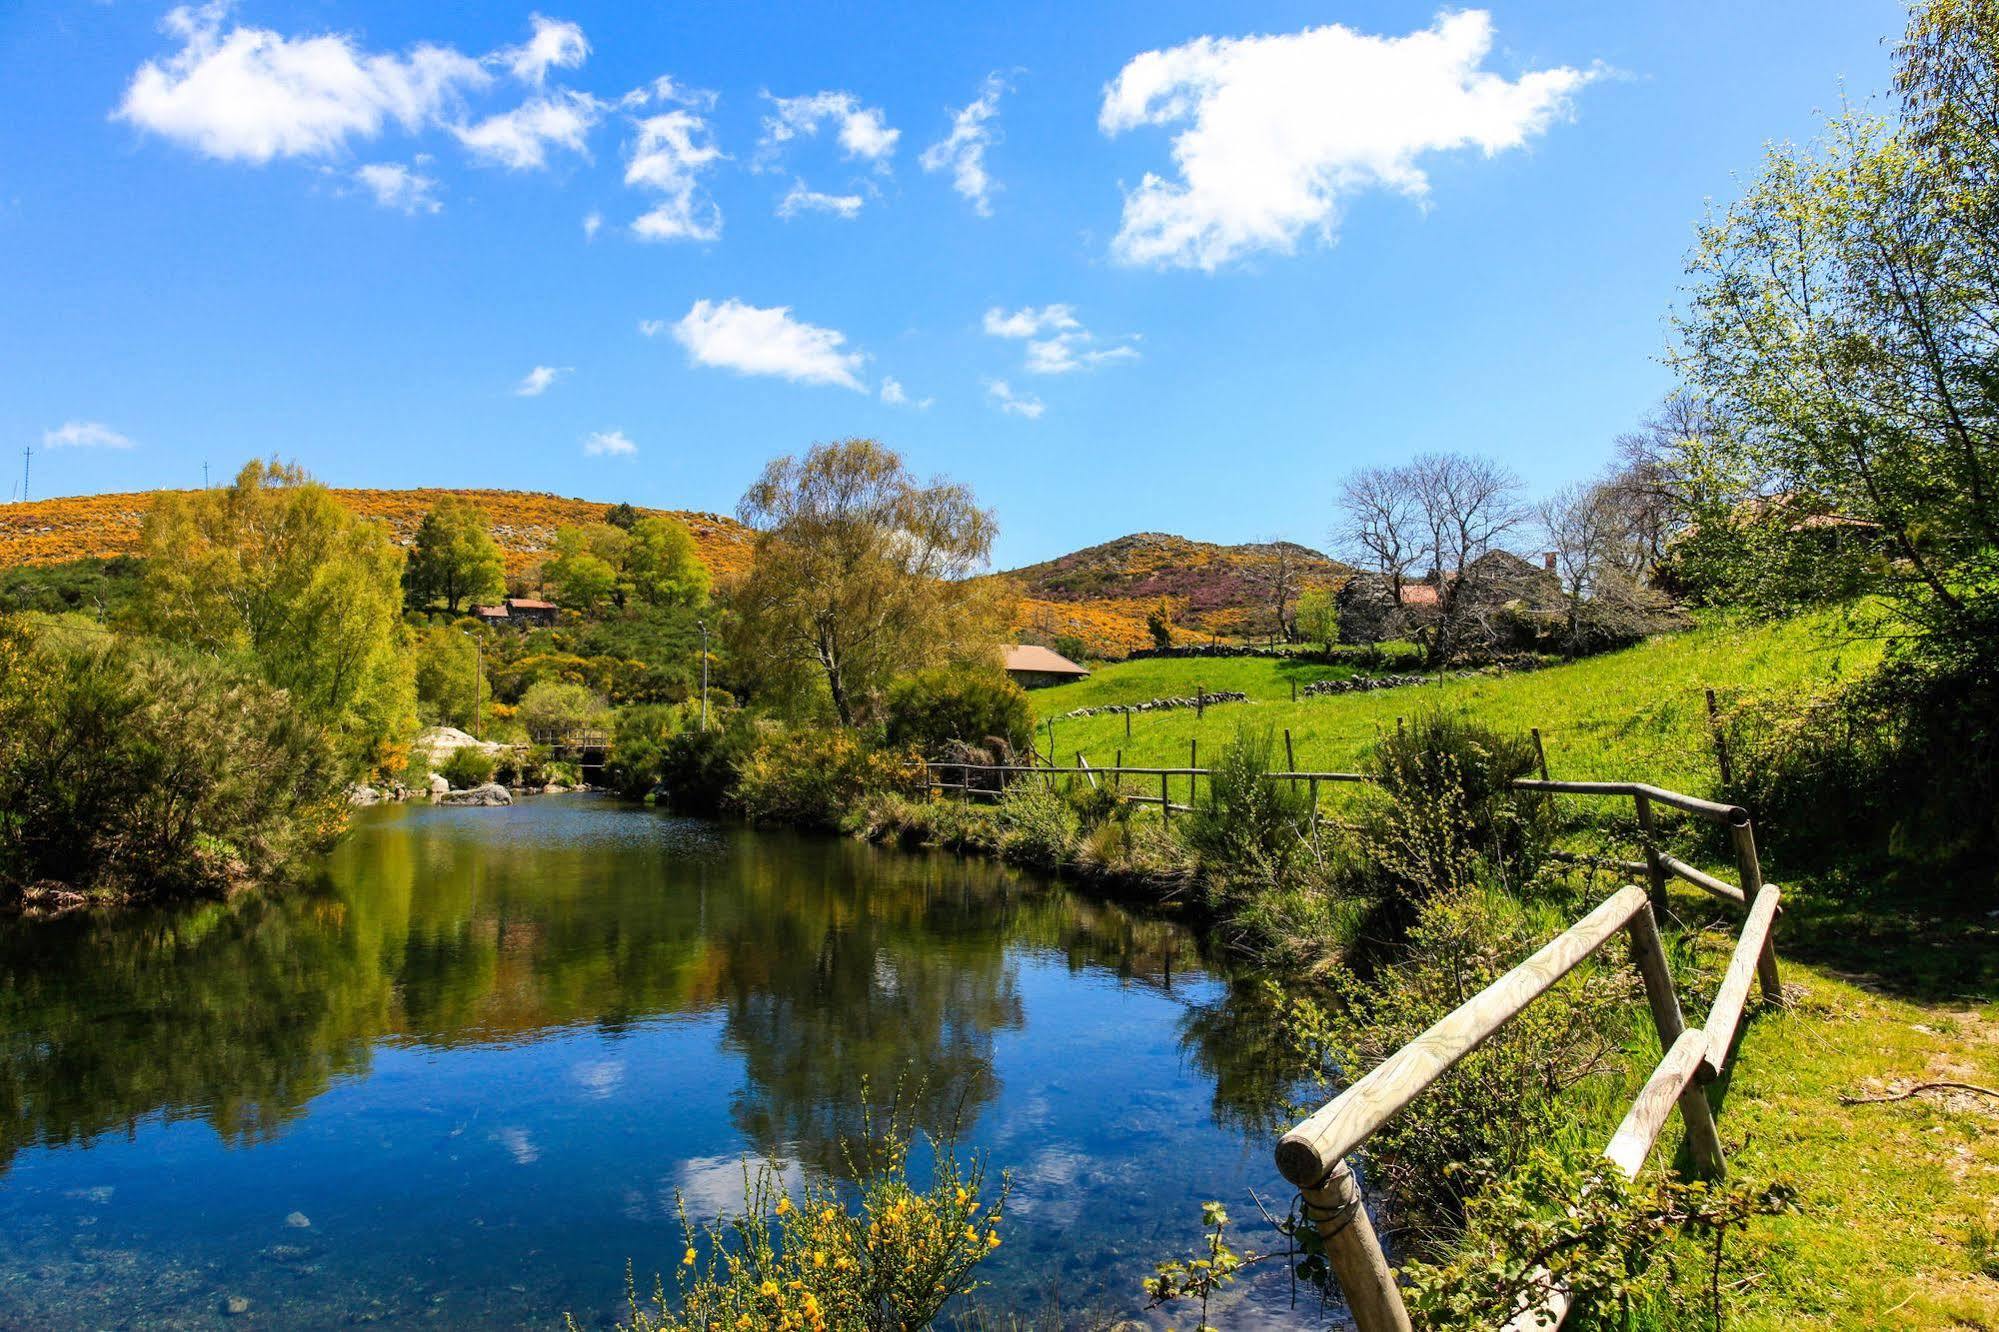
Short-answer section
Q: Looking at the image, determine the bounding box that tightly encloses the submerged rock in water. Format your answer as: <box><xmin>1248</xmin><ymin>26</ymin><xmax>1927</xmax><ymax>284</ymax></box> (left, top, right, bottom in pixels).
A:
<box><xmin>284</xmin><ymin>1211</ymin><xmax>311</xmax><ymax>1229</ymax></box>
<box><xmin>439</xmin><ymin>783</ymin><xmax>511</xmax><ymax>807</ymax></box>
<box><xmin>224</xmin><ymin>1295</ymin><xmax>251</xmax><ymax>1316</ymax></box>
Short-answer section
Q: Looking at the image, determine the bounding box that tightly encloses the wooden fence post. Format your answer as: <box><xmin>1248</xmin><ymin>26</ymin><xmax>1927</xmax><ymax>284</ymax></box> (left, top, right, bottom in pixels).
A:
<box><xmin>1125</xmin><ymin>708</ymin><xmax>1132</xmax><ymax>740</ymax></box>
<box><xmin>1197</xmin><ymin>684</ymin><xmax>1205</xmax><ymax>720</ymax></box>
<box><xmin>1291</xmin><ymin>679</ymin><xmax>1298</xmax><ymax>703</ymax></box>
<box><xmin>1161</xmin><ymin>771</ymin><xmax>1171</xmax><ymax>822</ymax></box>
<box><xmin>1285</xmin><ymin>729</ymin><xmax>1296</xmax><ymax>787</ymax></box>
<box><xmin>1632</xmin><ymin>790</ymin><xmax>1668</xmax><ymax>914</ymax></box>
<box><xmin>1298</xmin><ymin>1161</ymin><xmax>1411</xmax><ymax>1332</ymax></box>
<box><xmin>1531</xmin><ymin>727</ymin><xmax>1552</xmax><ymax>782</ymax></box>
<box><xmin>1626</xmin><ymin>904</ymin><xmax>1726</xmax><ymax>1176</ymax></box>
<box><xmin>1730</xmin><ymin>819</ymin><xmax>1784</xmax><ymax>1001</ymax></box>
<box><xmin>1706</xmin><ymin>688</ymin><xmax>1733</xmax><ymax>787</ymax></box>
<box><xmin>1310</xmin><ymin>776</ymin><xmax>1321</xmax><ymax>849</ymax></box>
<box><xmin>1189</xmin><ymin>739</ymin><xmax>1198</xmax><ymax>806</ymax></box>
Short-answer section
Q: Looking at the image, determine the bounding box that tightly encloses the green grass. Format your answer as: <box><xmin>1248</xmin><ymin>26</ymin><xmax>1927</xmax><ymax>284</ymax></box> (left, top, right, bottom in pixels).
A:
<box><xmin>1033</xmin><ymin>613</ymin><xmax>1884</xmax><ymax>796</ymax></box>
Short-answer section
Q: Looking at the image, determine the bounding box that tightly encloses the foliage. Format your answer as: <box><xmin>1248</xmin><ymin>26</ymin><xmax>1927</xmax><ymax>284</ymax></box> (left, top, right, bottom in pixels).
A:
<box><xmin>1146</xmin><ymin>604</ymin><xmax>1173</xmax><ymax>650</ymax></box>
<box><xmin>517</xmin><ymin>679</ymin><xmax>609</xmax><ymax>741</ymax></box>
<box><xmin>401</xmin><ymin>495</ymin><xmax>504</xmax><ymax>614</ymax></box>
<box><xmin>883</xmin><ymin>663</ymin><xmax>1033</xmax><ymax>758</ymax></box>
<box><xmin>592</xmin><ymin>1115</ymin><xmax>1005</xmax><ymax>1332</ymax></box>
<box><xmin>438</xmin><ymin>746</ymin><xmax>497</xmax><ymax>789</ymax></box>
<box><xmin>989</xmin><ymin>781</ymin><xmax>1080</xmax><ymax>872</ymax></box>
<box><xmin>604</xmin><ymin>703</ymin><xmax>690</xmax><ymax>797</ymax></box>
<box><xmin>1294</xmin><ymin>587</ymin><xmax>1339</xmax><ymax>654</ymax></box>
<box><xmin>0</xmin><ymin>556</ymin><xmax>144</xmax><ymax>619</ymax></box>
<box><xmin>1183</xmin><ymin>723</ymin><xmax>1311</xmax><ymax>883</ymax></box>
<box><xmin>1143</xmin><ymin>1200</ymin><xmax>1259</xmax><ymax>1332</ymax></box>
<box><xmin>410</xmin><ymin>625</ymin><xmax>486</xmax><ymax>730</ymax></box>
<box><xmin>731</xmin><ymin>439</ymin><xmax>1003</xmax><ymax>727</ymax></box>
<box><xmin>1050</xmin><ymin>633</ymin><xmax>1088</xmax><ymax>664</ymax></box>
<box><xmin>603</xmin><ymin>501</ymin><xmax>641</xmax><ymax>531</ymax></box>
<box><xmin>0</xmin><ymin>617</ymin><xmax>344</xmax><ymax>899</ymax></box>
<box><xmin>542</xmin><ymin>523</ymin><xmax>628</xmax><ymax>613</ymax></box>
<box><xmin>625</xmin><ymin>514</ymin><xmax>711</xmax><ymax>610</ymax></box>
<box><xmin>734</xmin><ymin>728</ymin><xmax>926</xmax><ymax>829</ymax></box>
<box><xmin>1369</xmin><ymin>712</ymin><xmax>1552</xmax><ymax>878</ymax></box>
<box><xmin>132</xmin><ymin>459</ymin><xmax>415</xmax><ymax>774</ymax></box>
<box><xmin>1672</xmin><ymin>0</ymin><xmax>1999</xmax><ymax>669</ymax></box>
<box><xmin>651</xmin><ymin>724</ymin><xmax>754</xmax><ymax>816</ymax></box>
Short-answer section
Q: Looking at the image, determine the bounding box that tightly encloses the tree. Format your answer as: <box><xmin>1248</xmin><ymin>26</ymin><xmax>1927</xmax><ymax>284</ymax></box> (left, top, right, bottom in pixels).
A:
<box><xmin>625</xmin><ymin>514</ymin><xmax>710</xmax><ymax>609</ymax></box>
<box><xmin>402</xmin><ymin>496</ymin><xmax>505</xmax><ymax>614</ymax></box>
<box><xmin>731</xmin><ymin>439</ymin><xmax>1000</xmax><ymax>727</ymax></box>
<box><xmin>1146</xmin><ymin>603</ymin><xmax>1174</xmax><ymax>650</ymax></box>
<box><xmin>1336</xmin><ymin>466</ymin><xmax>1422</xmax><ymax>606</ymax></box>
<box><xmin>134</xmin><ymin>459</ymin><xmax>414</xmax><ymax>771</ymax></box>
<box><xmin>1672</xmin><ymin>0</ymin><xmax>1999</xmax><ymax>662</ymax></box>
<box><xmin>410</xmin><ymin>625</ymin><xmax>486</xmax><ymax>730</ymax></box>
<box><xmin>517</xmin><ymin>679</ymin><xmax>609</xmax><ymax>741</ymax></box>
<box><xmin>1246</xmin><ymin>542</ymin><xmax>1302</xmax><ymax>643</ymax></box>
<box><xmin>543</xmin><ymin>523</ymin><xmax>629</xmax><ymax>613</ymax></box>
<box><xmin>603</xmin><ymin>501</ymin><xmax>641</xmax><ymax>531</ymax></box>
<box><xmin>1294</xmin><ymin>588</ymin><xmax>1340</xmax><ymax>654</ymax></box>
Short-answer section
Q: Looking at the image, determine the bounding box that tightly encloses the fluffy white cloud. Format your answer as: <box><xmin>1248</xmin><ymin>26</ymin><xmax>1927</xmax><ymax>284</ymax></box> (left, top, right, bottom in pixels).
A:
<box><xmin>515</xmin><ymin>364</ymin><xmax>571</xmax><ymax>395</ymax></box>
<box><xmin>777</xmin><ymin>180</ymin><xmax>864</xmax><ymax>220</ymax></box>
<box><xmin>984</xmin><ymin>304</ymin><xmax>1138</xmax><ymax>374</ymax></box>
<box><xmin>583</xmin><ymin>428</ymin><xmax>637</xmax><ymax>456</ymax></box>
<box><xmin>499</xmin><ymin>13</ymin><xmax>588</xmax><ymax>86</ymax></box>
<box><xmin>759</xmin><ymin>91</ymin><xmax>899</xmax><ymax>164</ymax></box>
<box><xmin>625</xmin><ymin>109</ymin><xmax>724</xmax><ymax>241</ymax></box>
<box><xmin>879</xmin><ymin>376</ymin><xmax>932</xmax><ymax>409</ymax></box>
<box><xmin>985</xmin><ymin>379</ymin><xmax>1044</xmax><ymax>419</ymax></box>
<box><xmin>920</xmin><ymin>74</ymin><xmax>1004</xmax><ymax>216</ymax></box>
<box><xmin>582</xmin><ymin>209</ymin><xmax>602</xmax><ymax>239</ymax></box>
<box><xmin>672</xmin><ymin>298</ymin><xmax>865</xmax><ymax>390</ymax></box>
<box><xmin>116</xmin><ymin>1</ymin><xmax>489</xmax><ymax>162</ymax></box>
<box><xmin>354</xmin><ymin>161</ymin><xmax>441</xmax><ymax>213</ymax></box>
<box><xmin>454</xmin><ymin>90</ymin><xmax>602</xmax><ymax>170</ymax></box>
<box><xmin>43</xmin><ymin>421</ymin><xmax>135</xmax><ymax>449</ymax></box>
<box><xmin>1098</xmin><ymin>10</ymin><xmax>1597</xmax><ymax>270</ymax></box>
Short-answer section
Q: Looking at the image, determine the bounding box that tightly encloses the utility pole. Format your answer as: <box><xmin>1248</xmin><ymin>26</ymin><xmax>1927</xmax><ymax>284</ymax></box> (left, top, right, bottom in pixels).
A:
<box><xmin>697</xmin><ymin>619</ymin><xmax>710</xmax><ymax>731</ymax></box>
<box><xmin>20</xmin><ymin>444</ymin><xmax>31</xmax><ymax>503</ymax></box>
<box><xmin>202</xmin><ymin>460</ymin><xmax>210</xmax><ymax>489</ymax></box>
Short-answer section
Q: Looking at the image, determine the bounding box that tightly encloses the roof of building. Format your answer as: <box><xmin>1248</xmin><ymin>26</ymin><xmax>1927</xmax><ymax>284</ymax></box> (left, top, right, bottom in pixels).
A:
<box><xmin>473</xmin><ymin>605</ymin><xmax>509</xmax><ymax>618</ymax></box>
<box><xmin>505</xmin><ymin>598</ymin><xmax>559</xmax><ymax>610</ymax></box>
<box><xmin>1002</xmin><ymin>644</ymin><xmax>1090</xmax><ymax>677</ymax></box>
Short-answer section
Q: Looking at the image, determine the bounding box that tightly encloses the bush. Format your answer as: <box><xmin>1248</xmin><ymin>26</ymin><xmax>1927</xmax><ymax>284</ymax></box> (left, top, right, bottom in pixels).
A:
<box><xmin>992</xmin><ymin>781</ymin><xmax>1079</xmax><ymax>872</ymax></box>
<box><xmin>884</xmin><ymin>663</ymin><xmax>1033</xmax><ymax>758</ymax></box>
<box><xmin>438</xmin><ymin>746</ymin><xmax>497</xmax><ymax>789</ymax></box>
<box><xmin>517</xmin><ymin>679</ymin><xmax>609</xmax><ymax>742</ymax></box>
<box><xmin>734</xmin><ymin>728</ymin><xmax>925</xmax><ymax>829</ymax></box>
<box><xmin>605</xmin><ymin>703</ymin><xmax>689</xmax><ymax>798</ymax></box>
<box><xmin>1368</xmin><ymin>713</ymin><xmax>1550</xmax><ymax>878</ymax></box>
<box><xmin>649</xmin><ymin>725</ymin><xmax>751</xmax><ymax>816</ymax></box>
<box><xmin>1183</xmin><ymin>724</ymin><xmax>1312</xmax><ymax>884</ymax></box>
<box><xmin>1052</xmin><ymin>633</ymin><xmax>1089</xmax><ymax>664</ymax></box>
<box><xmin>0</xmin><ymin>618</ymin><xmax>344</xmax><ymax>900</ymax></box>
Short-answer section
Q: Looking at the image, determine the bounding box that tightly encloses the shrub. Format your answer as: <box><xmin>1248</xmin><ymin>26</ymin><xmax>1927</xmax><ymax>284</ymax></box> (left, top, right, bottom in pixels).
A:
<box><xmin>517</xmin><ymin>679</ymin><xmax>609</xmax><ymax>742</ymax></box>
<box><xmin>1183</xmin><ymin>724</ymin><xmax>1312</xmax><ymax>881</ymax></box>
<box><xmin>734</xmin><ymin>728</ymin><xmax>925</xmax><ymax>829</ymax></box>
<box><xmin>1368</xmin><ymin>713</ymin><xmax>1550</xmax><ymax>877</ymax></box>
<box><xmin>992</xmin><ymin>781</ymin><xmax>1078</xmax><ymax>872</ymax></box>
<box><xmin>884</xmin><ymin>663</ymin><xmax>1033</xmax><ymax>758</ymax></box>
<box><xmin>1052</xmin><ymin>633</ymin><xmax>1089</xmax><ymax>664</ymax></box>
<box><xmin>438</xmin><ymin>746</ymin><xmax>496</xmax><ymax>789</ymax></box>
<box><xmin>605</xmin><ymin>703</ymin><xmax>688</xmax><ymax>798</ymax></box>
<box><xmin>0</xmin><ymin>618</ymin><xmax>344</xmax><ymax>900</ymax></box>
<box><xmin>651</xmin><ymin>725</ymin><xmax>752</xmax><ymax>816</ymax></box>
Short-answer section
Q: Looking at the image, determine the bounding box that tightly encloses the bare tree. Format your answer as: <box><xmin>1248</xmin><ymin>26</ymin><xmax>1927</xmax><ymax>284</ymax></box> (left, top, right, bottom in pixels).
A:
<box><xmin>1246</xmin><ymin>540</ymin><xmax>1303</xmax><ymax>643</ymax></box>
<box><xmin>1604</xmin><ymin>392</ymin><xmax>1728</xmax><ymax>575</ymax></box>
<box><xmin>1408</xmin><ymin>453</ymin><xmax>1528</xmax><ymax>663</ymax></box>
<box><xmin>1335</xmin><ymin>466</ymin><xmax>1421</xmax><ymax>601</ymax></box>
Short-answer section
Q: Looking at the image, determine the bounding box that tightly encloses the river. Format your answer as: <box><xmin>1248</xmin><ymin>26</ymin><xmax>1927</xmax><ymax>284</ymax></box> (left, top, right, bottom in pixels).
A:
<box><xmin>0</xmin><ymin>796</ymin><xmax>1315</xmax><ymax>1328</ymax></box>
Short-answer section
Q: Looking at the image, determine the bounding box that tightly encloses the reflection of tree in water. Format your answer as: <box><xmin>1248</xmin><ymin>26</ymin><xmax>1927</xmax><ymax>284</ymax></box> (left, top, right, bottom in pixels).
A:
<box><xmin>1177</xmin><ymin>979</ymin><xmax>1313</xmax><ymax>1140</ymax></box>
<box><xmin>0</xmin><ymin>888</ymin><xmax>390</xmax><ymax>1173</ymax></box>
<box><xmin>0</xmin><ymin>800</ymin><xmax>1270</xmax><ymax>1183</ymax></box>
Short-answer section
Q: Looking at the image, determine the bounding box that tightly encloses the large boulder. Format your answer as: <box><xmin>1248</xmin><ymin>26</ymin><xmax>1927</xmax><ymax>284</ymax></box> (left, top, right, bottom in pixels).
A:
<box><xmin>346</xmin><ymin>784</ymin><xmax>381</xmax><ymax>806</ymax></box>
<box><xmin>439</xmin><ymin>783</ymin><xmax>512</xmax><ymax>807</ymax></box>
<box><xmin>427</xmin><ymin>772</ymin><xmax>450</xmax><ymax>796</ymax></box>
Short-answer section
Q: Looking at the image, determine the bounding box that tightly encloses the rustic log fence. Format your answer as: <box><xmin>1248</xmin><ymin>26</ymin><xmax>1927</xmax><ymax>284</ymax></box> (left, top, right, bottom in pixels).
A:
<box><xmin>919</xmin><ymin>751</ymin><xmax>1783</xmax><ymax>1328</ymax></box>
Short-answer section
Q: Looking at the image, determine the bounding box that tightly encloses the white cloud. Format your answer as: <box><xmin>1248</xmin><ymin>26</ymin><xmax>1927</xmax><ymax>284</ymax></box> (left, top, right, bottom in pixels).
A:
<box><xmin>582</xmin><ymin>209</ymin><xmax>602</xmax><ymax>239</ymax></box>
<box><xmin>499</xmin><ymin>13</ymin><xmax>588</xmax><ymax>86</ymax></box>
<box><xmin>515</xmin><ymin>364</ymin><xmax>571</xmax><ymax>396</ymax></box>
<box><xmin>759</xmin><ymin>91</ymin><xmax>899</xmax><ymax>164</ymax></box>
<box><xmin>880</xmin><ymin>376</ymin><xmax>932</xmax><ymax>409</ymax></box>
<box><xmin>671</xmin><ymin>298</ymin><xmax>865</xmax><ymax>391</ymax></box>
<box><xmin>776</xmin><ymin>180</ymin><xmax>864</xmax><ymax>220</ymax></box>
<box><xmin>985</xmin><ymin>379</ymin><xmax>1044</xmax><ymax>419</ymax></box>
<box><xmin>453</xmin><ymin>90</ymin><xmax>602</xmax><ymax>170</ymax></box>
<box><xmin>637</xmin><ymin>318</ymin><xmax>666</xmax><ymax>337</ymax></box>
<box><xmin>625</xmin><ymin>109</ymin><xmax>724</xmax><ymax>241</ymax></box>
<box><xmin>43</xmin><ymin>421</ymin><xmax>135</xmax><ymax>449</ymax></box>
<box><xmin>582</xmin><ymin>428</ymin><xmax>637</xmax><ymax>456</ymax></box>
<box><xmin>920</xmin><ymin>74</ymin><xmax>1004</xmax><ymax>216</ymax></box>
<box><xmin>1098</xmin><ymin>10</ymin><xmax>1597</xmax><ymax>270</ymax></box>
<box><xmin>984</xmin><ymin>304</ymin><xmax>1139</xmax><ymax>374</ymax></box>
<box><xmin>116</xmin><ymin>1</ymin><xmax>489</xmax><ymax>163</ymax></box>
<box><xmin>354</xmin><ymin>161</ymin><xmax>441</xmax><ymax>213</ymax></box>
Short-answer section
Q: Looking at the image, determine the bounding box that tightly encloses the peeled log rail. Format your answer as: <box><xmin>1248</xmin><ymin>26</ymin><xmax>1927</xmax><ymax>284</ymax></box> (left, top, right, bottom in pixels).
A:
<box><xmin>1512</xmin><ymin>779</ymin><xmax>1749</xmax><ymax>827</ymax></box>
<box><xmin>1704</xmin><ymin>884</ymin><xmax>1783</xmax><ymax>1079</ymax></box>
<box><xmin>1276</xmin><ymin>886</ymin><xmax>1652</xmax><ymax>1190</ymax></box>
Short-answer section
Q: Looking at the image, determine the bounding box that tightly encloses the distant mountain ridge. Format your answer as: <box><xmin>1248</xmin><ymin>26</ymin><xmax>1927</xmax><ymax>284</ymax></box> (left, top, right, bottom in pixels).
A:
<box><xmin>0</xmin><ymin>488</ymin><xmax>755</xmax><ymax>580</ymax></box>
<box><xmin>999</xmin><ymin>531</ymin><xmax>1351</xmax><ymax>653</ymax></box>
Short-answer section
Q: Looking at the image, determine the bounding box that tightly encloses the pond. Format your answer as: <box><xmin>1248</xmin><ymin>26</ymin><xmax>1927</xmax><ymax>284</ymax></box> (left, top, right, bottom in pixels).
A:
<box><xmin>0</xmin><ymin>797</ymin><xmax>1318</xmax><ymax>1329</ymax></box>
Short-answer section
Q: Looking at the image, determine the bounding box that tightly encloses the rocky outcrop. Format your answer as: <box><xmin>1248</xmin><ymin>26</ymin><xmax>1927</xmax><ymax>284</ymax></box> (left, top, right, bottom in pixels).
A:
<box><xmin>439</xmin><ymin>783</ymin><xmax>512</xmax><ymax>807</ymax></box>
<box><xmin>346</xmin><ymin>785</ymin><xmax>382</xmax><ymax>806</ymax></box>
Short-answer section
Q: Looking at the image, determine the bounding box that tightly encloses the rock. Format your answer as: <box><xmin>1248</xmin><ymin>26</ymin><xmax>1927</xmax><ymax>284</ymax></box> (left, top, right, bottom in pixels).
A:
<box><xmin>346</xmin><ymin>785</ymin><xmax>381</xmax><ymax>806</ymax></box>
<box><xmin>285</xmin><ymin>1211</ymin><xmax>312</xmax><ymax>1229</ymax></box>
<box><xmin>224</xmin><ymin>1295</ymin><xmax>252</xmax><ymax>1316</ymax></box>
<box><xmin>427</xmin><ymin>773</ymin><xmax>450</xmax><ymax>796</ymax></box>
<box><xmin>439</xmin><ymin>783</ymin><xmax>511</xmax><ymax>807</ymax></box>
<box><xmin>541</xmin><ymin>783</ymin><xmax>565</xmax><ymax>794</ymax></box>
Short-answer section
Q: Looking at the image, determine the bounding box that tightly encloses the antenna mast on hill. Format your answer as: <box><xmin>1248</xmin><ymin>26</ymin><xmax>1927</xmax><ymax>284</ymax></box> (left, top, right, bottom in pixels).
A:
<box><xmin>20</xmin><ymin>444</ymin><xmax>30</xmax><ymax>503</ymax></box>
<box><xmin>203</xmin><ymin>460</ymin><xmax>210</xmax><ymax>489</ymax></box>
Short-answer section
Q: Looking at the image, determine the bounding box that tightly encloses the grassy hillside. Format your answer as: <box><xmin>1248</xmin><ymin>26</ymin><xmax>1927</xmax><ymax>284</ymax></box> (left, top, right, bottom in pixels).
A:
<box><xmin>998</xmin><ymin>531</ymin><xmax>1350</xmax><ymax>651</ymax></box>
<box><xmin>1030</xmin><ymin>614</ymin><xmax>1884</xmax><ymax>794</ymax></box>
<box><xmin>0</xmin><ymin>488</ymin><xmax>756</xmax><ymax>580</ymax></box>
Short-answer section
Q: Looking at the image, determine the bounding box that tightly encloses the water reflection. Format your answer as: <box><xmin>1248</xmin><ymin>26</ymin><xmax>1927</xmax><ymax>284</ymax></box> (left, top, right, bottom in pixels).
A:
<box><xmin>0</xmin><ymin>798</ymin><xmax>1295</xmax><ymax>1326</ymax></box>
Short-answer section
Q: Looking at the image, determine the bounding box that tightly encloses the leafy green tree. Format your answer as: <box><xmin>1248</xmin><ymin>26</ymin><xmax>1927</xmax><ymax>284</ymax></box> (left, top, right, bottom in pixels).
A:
<box><xmin>402</xmin><ymin>496</ymin><xmax>505</xmax><ymax>614</ymax></box>
<box><xmin>1294</xmin><ymin>588</ymin><xmax>1339</xmax><ymax>654</ymax></box>
<box><xmin>625</xmin><ymin>514</ymin><xmax>710</xmax><ymax>609</ymax></box>
<box><xmin>884</xmin><ymin>662</ymin><xmax>1034</xmax><ymax>756</ymax></box>
<box><xmin>543</xmin><ymin>523</ymin><xmax>629</xmax><ymax>613</ymax></box>
<box><xmin>602</xmin><ymin>501</ymin><xmax>641</xmax><ymax>530</ymax></box>
<box><xmin>410</xmin><ymin>625</ymin><xmax>486</xmax><ymax>730</ymax></box>
<box><xmin>517</xmin><ymin>679</ymin><xmax>609</xmax><ymax>741</ymax></box>
<box><xmin>1673</xmin><ymin>0</ymin><xmax>1999</xmax><ymax>664</ymax></box>
<box><xmin>731</xmin><ymin>439</ymin><xmax>1001</xmax><ymax>727</ymax></box>
<box><xmin>134</xmin><ymin>459</ymin><xmax>415</xmax><ymax>771</ymax></box>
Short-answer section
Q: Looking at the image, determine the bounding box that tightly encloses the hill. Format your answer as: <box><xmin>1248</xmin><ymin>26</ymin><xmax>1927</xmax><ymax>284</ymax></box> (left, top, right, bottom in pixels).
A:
<box><xmin>1000</xmin><ymin>532</ymin><xmax>1350</xmax><ymax>655</ymax></box>
<box><xmin>0</xmin><ymin>488</ymin><xmax>755</xmax><ymax>581</ymax></box>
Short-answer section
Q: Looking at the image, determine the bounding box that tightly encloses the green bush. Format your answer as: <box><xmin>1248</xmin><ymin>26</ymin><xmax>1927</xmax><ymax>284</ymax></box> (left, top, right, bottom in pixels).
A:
<box><xmin>605</xmin><ymin>703</ymin><xmax>689</xmax><ymax>798</ymax></box>
<box><xmin>1183</xmin><ymin>724</ymin><xmax>1312</xmax><ymax>881</ymax></box>
<box><xmin>1368</xmin><ymin>712</ymin><xmax>1550</xmax><ymax>877</ymax></box>
<box><xmin>0</xmin><ymin>617</ymin><xmax>344</xmax><ymax>900</ymax></box>
<box><xmin>438</xmin><ymin>747</ymin><xmax>497</xmax><ymax>789</ymax></box>
<box><xmin>649</xmin><ymin>725</ymin><xmax>751</xmax><ymax>816</ymax></box>
<box><xmin>1052</xmin><ymin>633</ymin><xmax>1089</xmax><ymax>664</ymax></box>
<box><xmin>517</xmin><ymin>679</ymin><xmax>609</xmax><ymax>741</ymax></box>
<box><xmin>992</xmin><ymin>781</ymin><xmax>1078</xmax><ymax>872</ymax></box>
<box><xmin>884</xmin><ymin>663</ymin><xmax>1034</xmax><ymax>758</ymax></box>
<box><xmin>735</xmin><ymin>728</ymin><xmax>926</xmax><ymax>829</ymax></box>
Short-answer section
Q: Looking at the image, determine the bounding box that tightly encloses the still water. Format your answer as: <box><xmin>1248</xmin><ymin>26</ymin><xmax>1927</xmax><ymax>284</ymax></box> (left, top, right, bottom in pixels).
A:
<box><xmin>0</xmin><ymin>797</ymin><xmax>1310</xmax><ymax>1329</ymax></box>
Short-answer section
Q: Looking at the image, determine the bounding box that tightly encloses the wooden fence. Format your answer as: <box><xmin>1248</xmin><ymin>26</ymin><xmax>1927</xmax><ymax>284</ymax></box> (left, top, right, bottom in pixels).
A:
<box><xmin>919</xmin><ymin>756</ymin><xmax>1783</xmax><ymax>1328</ymax></box>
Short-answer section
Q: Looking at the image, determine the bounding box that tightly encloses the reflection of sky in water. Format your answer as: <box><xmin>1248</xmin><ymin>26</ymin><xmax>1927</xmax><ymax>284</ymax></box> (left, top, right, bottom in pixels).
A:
<box><xmin>0</xmin><ymin>798</ymin><xmax>1313</xmax><ymax>1328</ymax></box>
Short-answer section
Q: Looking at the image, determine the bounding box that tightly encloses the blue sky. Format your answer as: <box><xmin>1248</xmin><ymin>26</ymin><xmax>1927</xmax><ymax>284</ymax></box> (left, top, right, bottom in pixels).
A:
<box><xmin>0</xmin><ymin>1</ymin><xmax>1903</xmax><ymax>567</ymax></box>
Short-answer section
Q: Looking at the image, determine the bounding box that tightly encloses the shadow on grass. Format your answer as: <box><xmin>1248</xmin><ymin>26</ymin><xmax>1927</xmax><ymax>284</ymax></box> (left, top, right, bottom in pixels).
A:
<box><xmin>1762</xmin><ymin>854</ymin><xmax>1998</xmax><ymax>1005</ymax></box>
